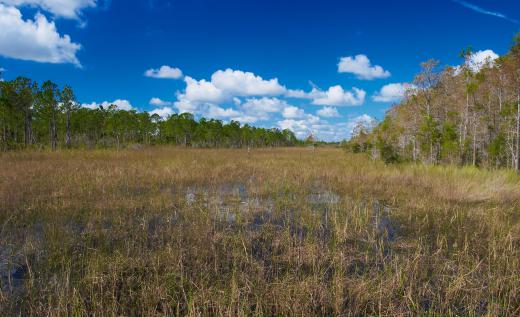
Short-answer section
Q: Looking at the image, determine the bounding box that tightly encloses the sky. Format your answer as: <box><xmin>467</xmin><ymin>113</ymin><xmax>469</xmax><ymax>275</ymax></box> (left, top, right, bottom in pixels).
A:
<box><xmin>0</xmin><ymin>0</ymin><xmax>519</xmax><ymax>141</ymax></box>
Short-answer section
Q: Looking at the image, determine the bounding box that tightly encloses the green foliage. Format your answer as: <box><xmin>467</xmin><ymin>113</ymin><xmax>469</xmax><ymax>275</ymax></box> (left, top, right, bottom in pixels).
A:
<box><xmin>376</xmin><ymin>136</ymin><xmax>400</xmax><ymax>164</ymax></box>
<box><xmin>356</xmin><ymin>33</ymin><xmax>520</xmax><ymax>170</ymax></box>
<box><xmin>511</xmin><ymin>32</ymin><xmax>520</xmax><ymax>55</ymax></box>
<box><xmin>0</xmin><ymin>77</ymin><xmax>301</xmax><ymax>150</ymax></box>
<box><xmin>419</xmin><ymin>115</ymin><xmax>441</xmax><ymax>151</ymax></box>
<box><xmin>440</xmin><ymin>122</ymin><xmax>458</xmax><ymax>160</ymax></box>
<box><xmin>488</xmin><ymin>134</ymin><xmax>506</xmax><ymax>166</ymax></box>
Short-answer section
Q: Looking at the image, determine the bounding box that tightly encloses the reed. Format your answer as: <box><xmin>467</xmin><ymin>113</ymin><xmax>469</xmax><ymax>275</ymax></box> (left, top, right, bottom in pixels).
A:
<box><xmin>0</xmin><ymin>147</ymin><xmax>519</xmax><ymax>316</ymax></box>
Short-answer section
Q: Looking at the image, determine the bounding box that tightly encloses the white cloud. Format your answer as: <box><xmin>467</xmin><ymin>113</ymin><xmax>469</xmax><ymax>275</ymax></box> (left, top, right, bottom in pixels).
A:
<box><xmin>167</xmin><ymin>69</ymin><xmax>368</xmax><ymax>135</ymax></box>
<box><xmin>239</xmin><ymin>97</ymin><xmax>295</xmax><ymax>122</ymax></box>
<box><xmin>169</xmin><ymin>70</ymin><xmax>301</xmax><ymax>124</ymax></box>
<box><xmin>179</xmin><ymin>69</ymin><xmax>286</xmax><ymax>106</ymax></box>
<box><xmin>316</xmin><ymin>106</ymin><xmax>340</xmax><ymax>118</ymax></box>
<box><xmin>182</xmin><ymin>76</ymin><xmax>226</xmax><ymax>103</ymax></box>
<box><xmin>451</xmin><ymin>0</ymin><xmax>519</xmax><ymax>25</ymax></box>
<box><xmin>144</xmin><ymin>65</ymin><xmax>183</xmax><ymax>79</ymax></box>
<box><xmin>174</xmin><ymin>97</ymin><xmax>200</xmax><ymax>114</ymax></box>
<box><xmin>338</xmin><ymin>54</ymin><xmax>391</xmax><ymax>80</ymax></box>
<box><xmin>312</xmin><ymin>85</ymin><xmax>366</xmax><ymax>106</ymax></box>
<box><xmin>149</xmin><ymin>97</ymin><xmax>171</xmax><ymax>106</ymax></box>
<box><xmin>173</xmin><ymin>95</ymin><xmax>242</xmax><ymax>120</ymax></box>
<box><xmin>0</xmin><ymin>0</ymin><xmax>96</xmax><ymax>19</ymax></box>
<box><xmin>285</xmin><ymin>89</ymin><xmax>309</xmax><ymax>99</ymax></box>
<box><xmin>205</xmin><ymin>105</ymin><xmax>240</xmax><ymax>119</ymax></box>
<box><xmin>278</xmin><ymin>119</ymin><xmax>311</xmax><ymax>138</ymax></box>
<box><xmin>82</xmin><ymin>99</ymin><xmax>134</xmax><ymax>111</ymax></box>
<box><xmin>231</xmin><ymin>115</ymin><xmax>258</xmax><ymax>124</ymax></box>
<box><xmin>149</xmin><ymin>106</ymin><xmax>174</xmax><ymax>119</ymax></box>
<box><xmin>282</xmin><ymin>105</ymin><xmax>305</xmax><ymax>119</ymax></box>
<box><xmin>211</xmin><ymin>69</ymin><xmax>286</xmax><ymax>97</ymax></box>
<box><xmin>232</xmin><ymin>97</ymin><xmax>242</xmax><ymax>106</ymax></box>
<box><xmin>346</xmin><ymin>114</ymin><xmax>376</xmax><ymax>135</ymax></box>
<box><xmin>282</xmin><ymin>114</ymin><xmax>376</xmax><ymax>142</ymax></box>
<box><xmin>311</xmin><ymin>123</ymin><xmax>350</xmax><ymax>141</ymax></box>
<box><xmin>277</xmin><ymin>114</ymin><xmax>324</xmax><ymax>139</ymax></box>
<box><xmin>287</xmin><ymin>85</ymin><xmax>365</xmax><ymax>106</ymax></box>
<box><xmin>285</xmin><ymin>87</ymin><xmax>324</xmax><ymax>100</ymax></box>
<box><xmin>462</xmin><ymin>49</ymin><xmax>499</xmax><ymax>73</ymax></box>
<box><xmin>0</xmin><ymin>4</ymin><xmax>81</xmax><ymax>66</ymax></box>
<box><xmin>373</xmin><ymin>83</ymin><xmax>414</xmax><ymax>103</ymax></box>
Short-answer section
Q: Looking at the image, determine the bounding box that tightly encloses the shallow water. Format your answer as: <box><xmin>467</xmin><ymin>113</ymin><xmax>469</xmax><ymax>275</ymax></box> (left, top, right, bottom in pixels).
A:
<box><xmin>372</xmin><ymin>200</ymin><xmax>397</xmax><ymax>244</ymax></box>
<box><xmin>0</xmin><ymin>247</ymin><xmax>26</xmax><ymax>295</ymax></box>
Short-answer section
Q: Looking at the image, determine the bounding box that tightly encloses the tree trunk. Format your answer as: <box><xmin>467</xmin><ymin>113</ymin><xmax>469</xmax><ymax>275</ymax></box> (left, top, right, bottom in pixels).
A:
<box><xmin>65</xmin><ymin>111</ymin><xmax>71</xmax><ymax>148</ymax></box>
<box><xmin>24</xmin><ymin>109</ymin><xmax>32</xmax><ymax>147</ymax></box>
<box><xmin>516</xmin><ymin>93</ymin><xmax>520</xmax><ymax>171</ymax></box>
<box><xmin>50</xmin><ymin>106</ymin><xmax>57</xmax><ymax>150</ymax></box>
<box><xmin>472</xmin><ymin>116</ymin><xmax>477</xmax><ymax>166</ymax></box>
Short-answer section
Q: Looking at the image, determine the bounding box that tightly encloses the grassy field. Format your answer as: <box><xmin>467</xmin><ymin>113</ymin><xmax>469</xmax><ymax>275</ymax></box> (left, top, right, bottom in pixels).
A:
<box><xmin>1</xmin><ymin>147</ymin><xmax>520</xmax><ymax>316</ymax></box>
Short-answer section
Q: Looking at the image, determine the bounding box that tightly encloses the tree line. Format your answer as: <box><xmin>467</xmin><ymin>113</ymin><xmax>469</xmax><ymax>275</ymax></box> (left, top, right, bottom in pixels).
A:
<box><xmin>346</xmin><ymin>34</ymin><xmax>520</xmax><ymax>170</ymax></box>
<box><xmin>0</xmin><ymin>76</ymin><xmax>299</xmax><ymax>151</ymax></box>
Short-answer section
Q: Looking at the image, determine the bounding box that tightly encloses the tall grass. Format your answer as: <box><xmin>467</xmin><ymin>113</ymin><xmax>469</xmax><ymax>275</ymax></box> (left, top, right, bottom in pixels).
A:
<box><xmin>0</xmin><ymin>147</ymin><xmax>519</xmax><ymax>316</ymax></box>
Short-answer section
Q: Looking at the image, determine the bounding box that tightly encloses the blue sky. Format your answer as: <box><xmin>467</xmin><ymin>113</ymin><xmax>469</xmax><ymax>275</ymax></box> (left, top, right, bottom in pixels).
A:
<box><xmin>1</xmin><ymin>0</ymin><xmax>519</xmax><ymax>140</ymax></box>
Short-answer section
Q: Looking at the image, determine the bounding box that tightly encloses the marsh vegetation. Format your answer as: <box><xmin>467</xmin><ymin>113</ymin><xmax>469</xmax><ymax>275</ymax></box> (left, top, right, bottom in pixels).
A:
<box><xmin>1</xmin><ymin>147</ymin><xmax>520</xmax><ymax>315</ymax></box>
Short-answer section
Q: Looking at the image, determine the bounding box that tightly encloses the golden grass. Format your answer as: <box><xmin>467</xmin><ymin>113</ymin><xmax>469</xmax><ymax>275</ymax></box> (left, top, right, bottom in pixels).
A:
<box><xmin>0</xmin><ymin>147</ymin><xmax>519</xmax><ymax>316</ymax></box>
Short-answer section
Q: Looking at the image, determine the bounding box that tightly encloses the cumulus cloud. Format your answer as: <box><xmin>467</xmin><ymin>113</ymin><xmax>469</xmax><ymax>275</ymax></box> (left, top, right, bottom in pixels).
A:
<box><xmin>211</xmin><ymin>69</ymin><xmax>286</xmax><ymax>97</ymax></box>
<box><xmin>282</xmin><ymin>106</ymin><xmax>305</xmax><ymax>119</ymax></box>
<box><xmin>346</xmin><ymin>114</ymin><xmax>377</xmax><ymax>136</ymax></box>
<box><xmin>239</xmin><ymin>97</ymin><xmax>291</xmax><ymax>122</ymax></box>
<box><xmin>232</xmin><ymin>97</ymin><xmax>242</xmax><ymax>106</ymax></box>
<box><xmin>149</xmin><ymin>106</ymin><xmax>174</xmax><ymax>119</ymax></box>
<box><xmin>144</xmin><ymin>65</ymin><xmax>183</xmax><ymax>79</ymax></box>
<box><xmin>373</xmin><ymin>83</ymin><xmax>414</xmax><ymax>103</ymax></box>
<box><xmin>166</xmin><ymin>68</ymin><xmax>369</xmax><ymax>138</ymax></box>
<box><xmin>347</xmin><ymin>114</ymin><xmax>375</xmax><ymax>128</ymax></box>
<box><xmin>277</xmin><ymin>114</ymin><xmax>364</xmax><ymax>141</ymax></box>
<box><xmin>312</xmin><ymin>85</ymin><xmax>366</xmax><ymax>106</ymax></box>
<box><xmin>316</xmin><ymin>106</ymin><xmax>340</xmax><ymax>118</ymax></box>
<box><xmin>174</xmin><ymin>97</ymin><xmax>200</xmax><ymax>114</ymax></box>
<box><xmin>173</xmin><ymin>95</ymin><xmax>306</xmax><ymax>124</ymax></box>
<box><xmin>182</xmin><ymin>76</ymin><xmax>226</xmax><ymax>103</ymax></box>
<box><xmin>149</xmin><ymin>97</ymin><xmax>171</xmax><ymax>106</ymax></box>
<box><xmin>230</xmin><ymin>115</ymin><xmax>258</xmax><ymax>124</ymax></box>
<box><xmin>285</xmin><ymin>89</ymin><xmax>310</xmax><ymax>99</ymax></box>
<box><xmin>0</xmin><ymin>4</ymin><xmax>81</xmax><ymax>66</ymax></box>
<box><xmin>287</xmin><ymin>114</ymin><xmax>376</xmax><ymax>142</ymax></box>
<box><xmin>178</xmin><ymin>69</ymin><xmax>286</xmax><ymax>105</ymax></box>
<box><xmin>338</xmin><ymin>54</ymin><xmax>391</xmax><ymax>80</ymax></box>
<box><xmin>459</xmin><ymin>49</ymin><xmax>499</xmax><ymax>73</ymax></box>
<box><xmin>277</xmin><ymin>119</ymin><xmax>311</xmax><ymax>138</ymax></box>
<box><xmin>0</xmin><ymin>0</ymin><xmax>96</xmax><ymax>19</ymax></box>
<box><xmin>285</xmin><ymin>87</ymin><xmax>323</xmax><ymax>100</ymax></box>
<box><xmin>205</xmin><ymin>105</ymin><xmax>241</xmax><ymax>119</ymax></box>
<box><xmin>173</xmin><ymin>96</ymin><xmax>241</xmax><ymax>120</ymax></box>
<box><xmin>278</xmin><ymin>115</ymin><xmax>321</xmax><ymax>139</ymax></box>
<box><xmin>82</xmin><ymin>99</ymin><xmax>134</xmax><ymax>111</ymax></box>
<box><xmin>313</xmin><ymin>123</ymin><xmax>352</xmax><ymax>141</ymax></box>
<box><xmin>287</xmin><ymin>85</ymin><xmax>365</xmax><ymax>106</ymax></box>
<box><xmin>172</xmin><ymin>68</ymin><xmax>294</xmax><ymax>123</ymax></box>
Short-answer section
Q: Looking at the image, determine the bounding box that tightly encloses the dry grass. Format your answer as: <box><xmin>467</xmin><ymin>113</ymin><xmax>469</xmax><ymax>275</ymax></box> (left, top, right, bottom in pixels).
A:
<box><xmin>1</xmin><ymin>147</ymin><xmax>520</xmax><ymax>316</ymax></box>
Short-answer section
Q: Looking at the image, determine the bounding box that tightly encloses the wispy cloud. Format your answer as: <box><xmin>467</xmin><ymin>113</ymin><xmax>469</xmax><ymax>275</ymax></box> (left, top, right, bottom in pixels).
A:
<box><xmin>452</xmin><ymin>0</ymin><xmax>519</xmax><ymax>25</ymax></box>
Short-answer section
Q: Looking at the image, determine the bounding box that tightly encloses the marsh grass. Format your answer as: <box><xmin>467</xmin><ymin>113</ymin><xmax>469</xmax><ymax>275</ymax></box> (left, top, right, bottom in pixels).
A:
<box><xmin>1</xmin><ymin>147</ymin><xmax>520</xmax><ymax>316</ymax></box>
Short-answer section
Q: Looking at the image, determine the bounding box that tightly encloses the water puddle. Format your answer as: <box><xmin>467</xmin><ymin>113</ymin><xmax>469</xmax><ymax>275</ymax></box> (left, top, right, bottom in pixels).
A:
<box><xmin>0</xmin><ymin>247</ymin><xmax>26</xmax><ymax>295</ymax></box>
<box><xmin>308</xmin><ymin>190</ymin><xmax>340</xmax><ymax>205</ymax></box>
<box><xmin>372</xmin><ymin>200</ymin><xmax>396</xmax><ymax>243</ymax></box>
